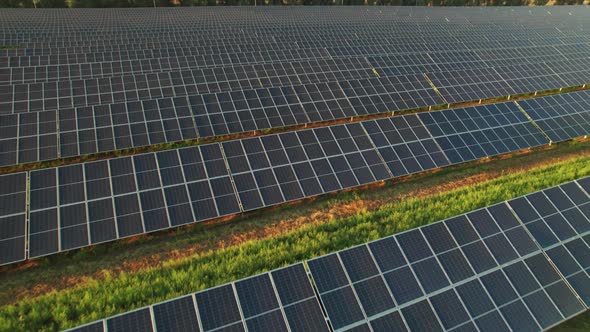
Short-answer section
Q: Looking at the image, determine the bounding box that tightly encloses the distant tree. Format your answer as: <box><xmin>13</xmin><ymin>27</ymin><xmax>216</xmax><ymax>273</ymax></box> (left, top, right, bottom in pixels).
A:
<box><xmin>0</xmin><ymin>0</ymin><xmax>34</xmax><ymax>7</ymax></box>
<box><xmin>0</xmin><ymin>0</ymin><xmax>582</xmax><ymax>7</ymax></box>
<box><xmin>39</xmin><ymin>0</ymin><xmax>66</xmax><ymax>6</ymax></box>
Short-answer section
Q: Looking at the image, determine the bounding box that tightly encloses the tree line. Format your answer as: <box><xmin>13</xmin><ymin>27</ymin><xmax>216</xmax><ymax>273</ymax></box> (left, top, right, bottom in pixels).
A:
<box><xmin>0</xmin><ymin>0</ymin><xmax>586</xmax><ymax>8</ymax></box>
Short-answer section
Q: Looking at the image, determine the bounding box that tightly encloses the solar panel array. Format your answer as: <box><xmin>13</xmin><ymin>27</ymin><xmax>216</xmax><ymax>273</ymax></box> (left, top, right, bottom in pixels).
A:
<box><xmin>2</xmin><ymin>7</ymin><xmax>590</xmax><ymax>331</ymax></box>
<box><xmin>5</xmin><ymin>87</ymin><xmax>590</xmax><ymax>265</ymax></box>
<box><xmin>1</xmin><ymin>7</ymin><xmax>590</xmax><ymax>168</ymax></box>
<box><xmin>66</xmin><ymin>176</ymin><xmax>590</xmax><ymax>332</ymax></box>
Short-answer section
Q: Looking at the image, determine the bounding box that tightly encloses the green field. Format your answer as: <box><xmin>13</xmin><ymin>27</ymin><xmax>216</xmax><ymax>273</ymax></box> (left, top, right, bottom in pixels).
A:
<box><xmin>0</xmin><ymin>140</ymin><xmax>589</xmax><ymax>331</ymax></box>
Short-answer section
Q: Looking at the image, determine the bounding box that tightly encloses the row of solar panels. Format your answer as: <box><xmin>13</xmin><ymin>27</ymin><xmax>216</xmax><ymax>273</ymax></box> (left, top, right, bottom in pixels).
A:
<box><xmin>0</xmin><ymin>29</ymin><xmax>586</xmax><ymax>71</ymax></box>
<box><xmin>0</xmin><ymin>25</ymin><xmax>585</xmax><ymax>43</ymax></box>
<box><xmin>9</xmin><ymin>36</ymin><xmax>585</xmax><ymax>53</ymax></box>
<box><xmin>1</xmin><ymin>34</ymin><xmax>588</xmax><ymax>68</ymax></box>
<box><xmin>3</xmin><ymin>34</ymin><xmax>589</xmax><ymax>57</ymax></box>
<box><xmin>1</xmin><ymin>9</ymin><xmax>587</xmax><ymax>47</ymax></box>
<box><xmin>0</xmin><ymin>47</ymin><xmax>586</xmax><ymax>169</ymax></box>
<box><xmin>1</xmin><ymin>39</ymin><xmax>588</xmax><ymax>86</ymax></box>
<box><xmin>1</xmin><ymin>42</ymin><xmax>584</xmax><ymax>81</ymax></box>
<box><xmin>1</xmin><ymin>53</ymin><xmax>588</xmax><ymax>113</ymax></box>
<box><xmin>2</xmin><ymin>28</ymin><xmax>584</xmax><ymax>46</ymax></box>
<box><xmin>2</xmin><ymin>18</ymin><xmax>578</xmax><ymax>31</ymax></box>
<box><xmin>0</xmin><ymin>44</ymin><xmax>590</xmax><ymax>85</ymax></box>
<box><xmin>1</xmin><ymin>21</ymin><xmax>584</xmax><ymax>43</ymax></box>
<box><xmin>0</xmin><ymin>70</ymin><xmax>588</xmax><ymax>169</ymax></box>
<box><xmin>1</xmin><ymin>90</ymin><xmax>589</xmax><ymax>266</ymax></box>
<box><xmin>0</xmin><ymin>20</ymin><xmax>584</xmax><ymax>46</ymax></box>
<box><xmin>66</xmin><ymin>176</ymin><xmax>590</xmax><ymax>332</ymax></box>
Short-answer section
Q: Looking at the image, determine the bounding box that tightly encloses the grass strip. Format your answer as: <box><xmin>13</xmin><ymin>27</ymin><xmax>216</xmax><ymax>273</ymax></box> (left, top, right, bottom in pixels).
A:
<box><xmin>1</xmin><ymin>145</ymin><xmax>590</xmax><ymax>331</ymax></box>
<box><xmin>553</xmin><ymin>311</ymin><xmax>590</xmax><ymax>331</ymax></box>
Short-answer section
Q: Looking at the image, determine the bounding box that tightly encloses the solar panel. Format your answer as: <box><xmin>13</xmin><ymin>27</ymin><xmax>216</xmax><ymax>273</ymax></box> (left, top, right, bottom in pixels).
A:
<box><xmin>153</xmin><ymin>295</ymin><xmax>199</xmax><ymax>332</ymax></box>
<box><xmin>507</xmin><ymin>180</ymin><xmax>590</xmax><ymax>306</ymax></box>
<box><xmin>517</xmin><ymin>90</ymin><xmax>590</xmax><ymax>143</ymax></box>
<box><xmin>26</xmin><ymin>120</ymin><xmax>397</xmax><ymax>256</ymax></box>
<box><xmin>0</xmin><ymin>111</ymin><xmax>59</xmax><ymax>167</ymax></box>
<box><xmin>0</xmin><ymin>172</ymin><xmax>27</xmax><ymax>265</ymax></box>
<box><xmin>426</xmin><ymin>68</ymin><xmax>514</xmax><ymax>104</ymax></box>
<box><xmin>493</xmin><ymin>63</ymin><xmax>569</xmax><ymax>95</ymax></box>
<box><xmin>27</xmin><ymin>144</ymin><xmax>241</xmax><ymax>259</ymax></box>
<box><xmin>107</xmin><ymin>307</ymin><xmax>153</xmax><ymax>332</ymax></box>
<box><xmin>540</xmin><ymin>59</ymin><xmax>590</xmax><ymax>87</ymax></box>
<box><xmin>417</xmin><ymin>102</ymin><xmax>549</xmax><ymax>164</ymax></box>
<box><xmin>65</xmin><ymin>176</ymin><xmax>590</xmax><ymax>332</ymax></box>
<box><xmin>4</xmin><ymin>66</ymin><xmax>583</xmax><ymax>169</ymax></box>
<box><xmin>361</xmin><ymin>114</ymin><xmax>450</xmax><ymax>177</ymax></box>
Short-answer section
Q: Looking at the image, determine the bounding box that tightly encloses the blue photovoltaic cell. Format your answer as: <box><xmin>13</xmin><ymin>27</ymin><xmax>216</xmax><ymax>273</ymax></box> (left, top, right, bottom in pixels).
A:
<box><xmin>66</xmin><ymin>321</ymin><xmax>105</xmax><ymax>332</ymax></box>
<box><xmin>430</xmin><ymin>289</ymin><xmax>471</xmax><ymax>329</ymax></box>
<box><xmin>152</xmin><ymin>296</ymin><xmax>199</xmax><ymax>332</ymax></box>
<box><xmin>411</xmin><ymin>257</ymin><xmax>450</xmax><ymax>293</ymax></box>
<box><xmin>396</xmin><ymin>229</ymin><xmax>433</xmax><ymax>263</ymax></box>
<box><xmin>476</xmin><ymin>310</ymin><xmax>511</xmax><ymax>332</ymax></box>
<box><xmin>339</xmin><ymin>245</ymin><xmax>380</xmax><ymax>282</ymax></box>
<box><xmin>368</xmin><ymin>237</ymin><xmax>407</xmax><ymax>273</ymax></box>
<box><xmin>456</xmin><ymin>279</ymin><xmax>495</xmax><ymax>318</ymax></box>
<box><xmin>353</xmin><ymin>276</ymin><xmax>395</xmax><ymax>317</ymax></box>
<box><xmin>524</xmin><ymin>290</ymin><xmax>564</xmax><ymax>329</ymax></box>
<box><xmin>235</xmin><ymin>274</ymin><xmax>279</xmax><ymax>318</ymax></box>
<box><xmin>384</xmin><ymin>266</ymin><xmax>424</xmax><ymax>305</ymax></box>
<box><xmin>245</xmin><ymin>310</ymin><xmax>288</xmax><ymax>332</ymax></box>
<box><xmin>271</xmin><ymin>264</ymin><xmax>315</xmax><ymax>306</ymax></box>
<box><xmin>369</xmin><ymin>311</ymin><xmax>407</xmax><ymax>332</ymax></box>
<box><xmin>196</xmin><ymin>285</ymin><xmax>242</xmax><ymax>331</ymax></box>
<box><xmin>283</xmin><ymin>298</ymin><xmax>329</xmax><ymax>332</ymax></box>
<box><xmin>401</xmin><ymin>300</ymin><xmax>443</xmax><ymax>332</ymax></box>
<box><xmin>320</xmin><ymin>287</ymin><xmax>365</xmax><ymax>330</ymax></box>
<box><xmin>106</xmin><ymin>308</ymin><xmax>153</xmax><ymax>332</ymax></box>
<box><xmin>307</xmin><ymin>254</ymin><xmax>349</xmax><ymax>293</ymax></box>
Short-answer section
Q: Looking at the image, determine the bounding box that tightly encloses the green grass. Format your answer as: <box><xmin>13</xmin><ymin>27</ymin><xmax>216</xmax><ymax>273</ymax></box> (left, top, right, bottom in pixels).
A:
<box><xmin>1</xmin><ymin>143</ymin><xmax>590</xmax><ymax>331</ymax></box>
<box><xmin>553</xmin><ymin>311</ymin><xmax>590</xmax><ymax>331</ymax></box>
